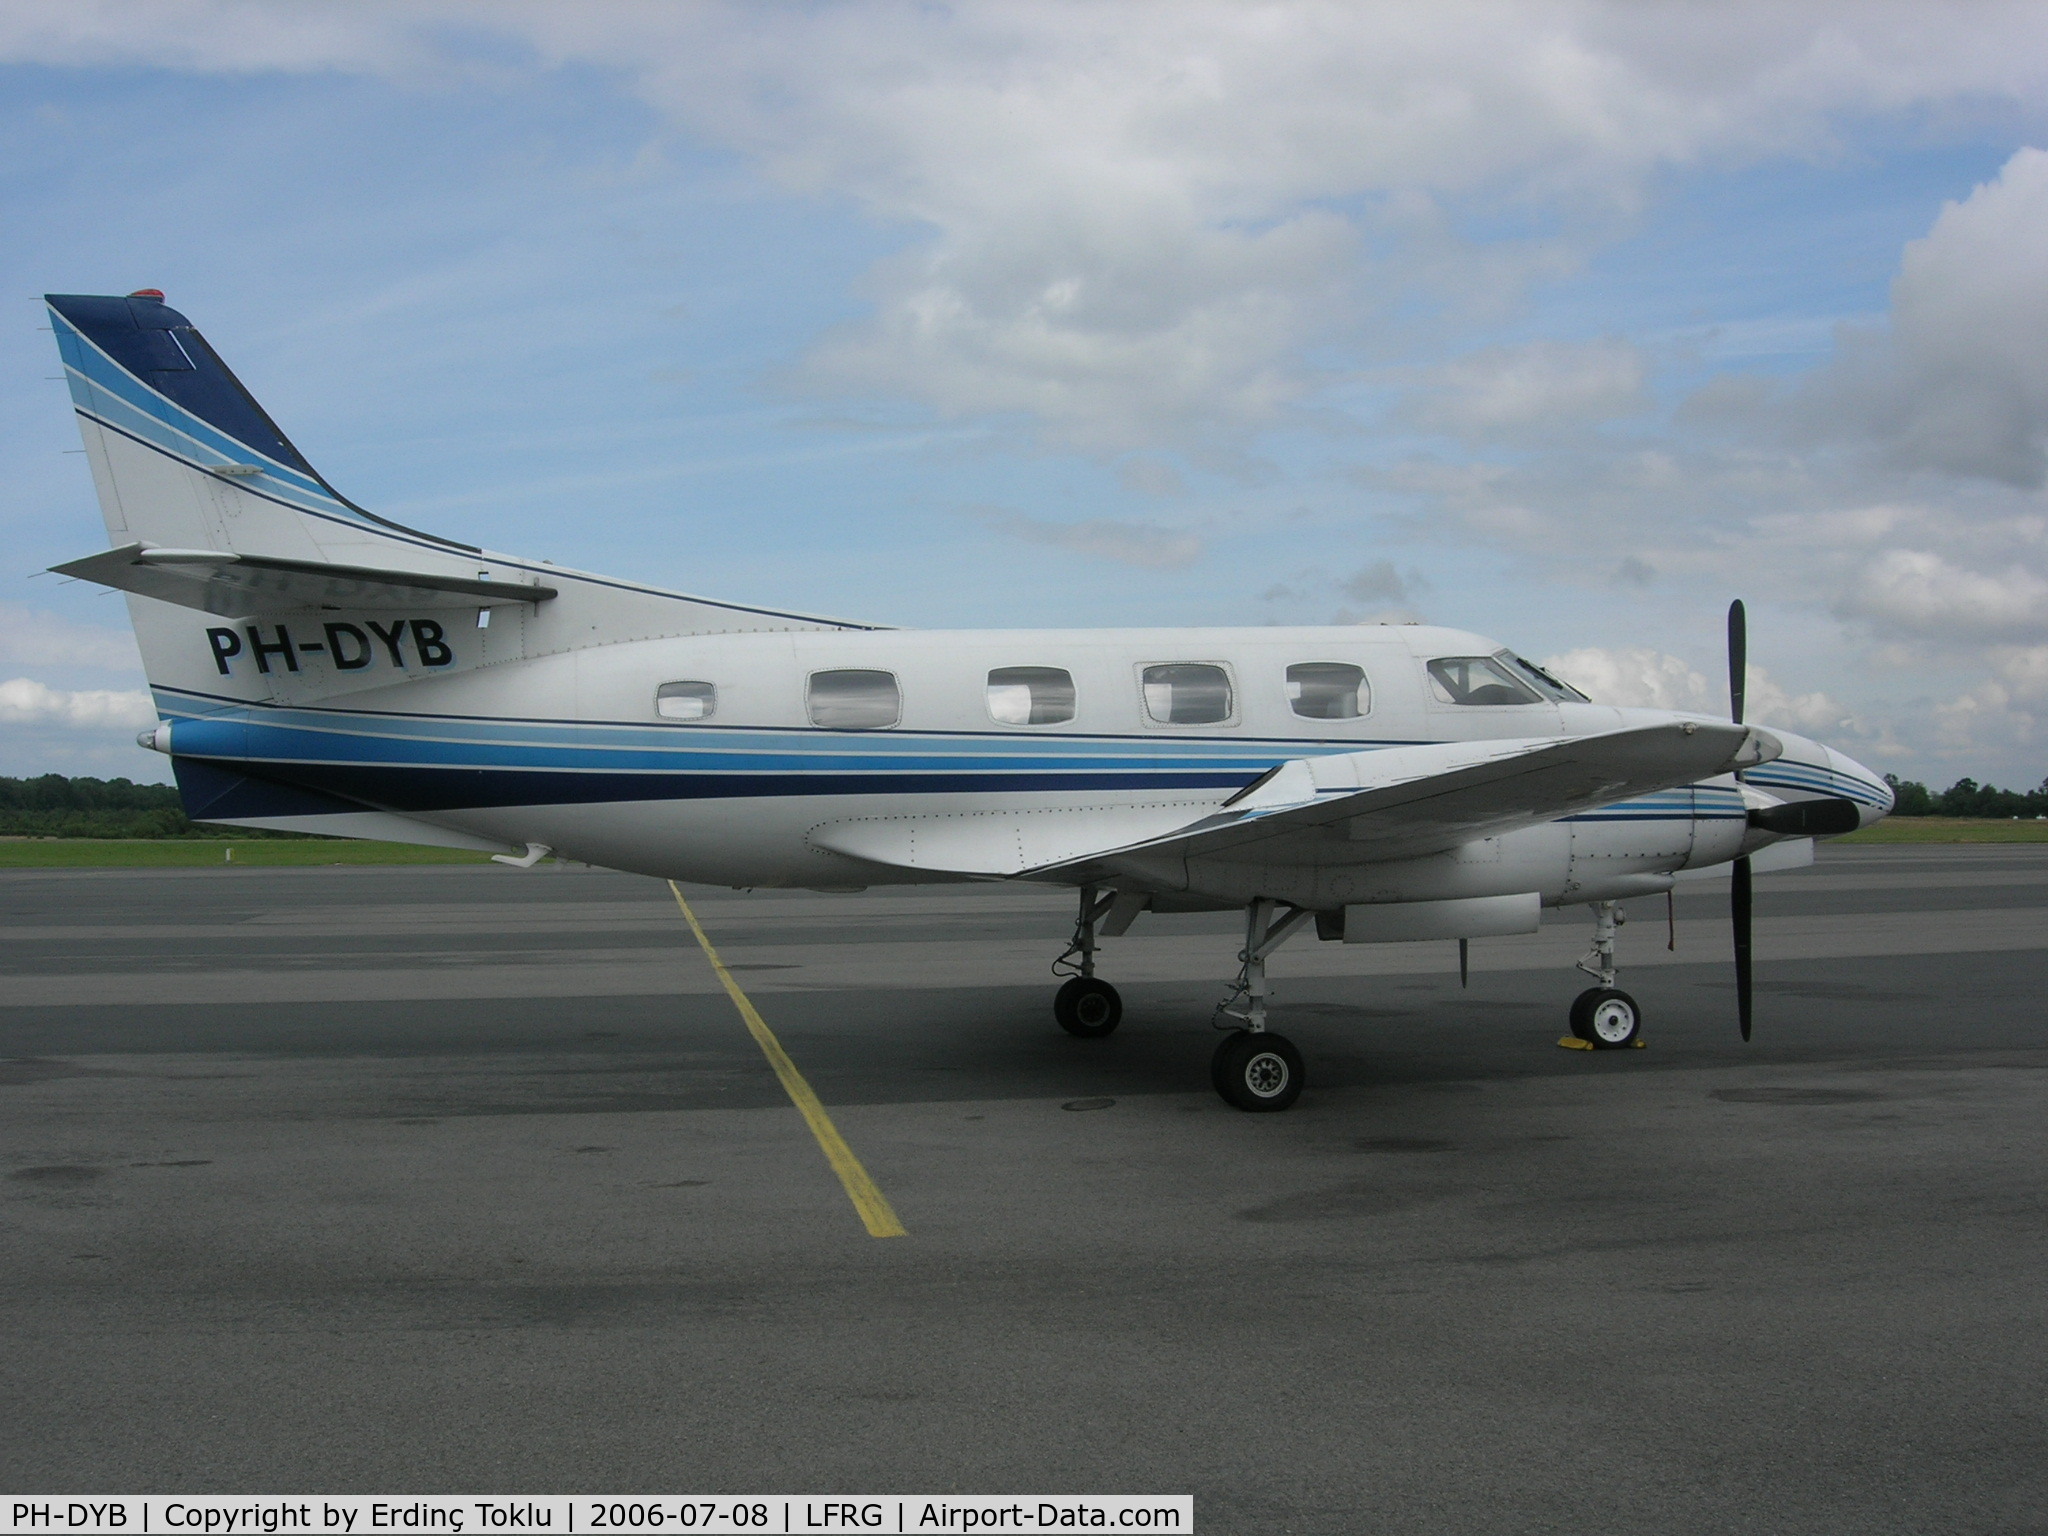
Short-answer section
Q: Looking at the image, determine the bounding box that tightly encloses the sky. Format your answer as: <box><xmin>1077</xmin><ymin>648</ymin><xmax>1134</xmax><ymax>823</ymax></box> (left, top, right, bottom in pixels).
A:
<box><xmin>4</xmin><ymin>1</ymin><xmax>2048</xmax><ymax>788</ymax></box>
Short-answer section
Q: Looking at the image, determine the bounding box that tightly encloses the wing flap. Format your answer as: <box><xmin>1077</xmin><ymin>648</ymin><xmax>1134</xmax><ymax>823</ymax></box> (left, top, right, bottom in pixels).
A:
<box><xmin>808</xmin><ymin>801</ymin><xmax>1219</xmax><ymax>876</ymax></box>
<box><xmin>51</xmin><ymin>543</ymin><xmax>557</xmax><ymax>616</ymax></box>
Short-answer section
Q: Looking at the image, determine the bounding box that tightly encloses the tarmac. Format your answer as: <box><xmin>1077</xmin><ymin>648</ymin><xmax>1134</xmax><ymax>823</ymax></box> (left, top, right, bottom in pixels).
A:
<box><xmin>2</xmin><ymin>843</ymin><xmax>2044</xmax><ymax>1532</ymax></box>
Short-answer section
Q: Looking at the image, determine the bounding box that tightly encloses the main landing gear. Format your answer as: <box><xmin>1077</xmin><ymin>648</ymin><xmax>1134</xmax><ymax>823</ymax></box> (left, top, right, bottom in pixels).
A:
<box><xmin>1047</xmin><ymin>890</ymin><xmax>1318</xmax><ymax>1111</ymax></box>
<box><xmin>1210</xmin><ymin>898</ymin><xmax>1315</xmax><ymax>1111</ymax></box>
<box><xmin>1569</xmin><ymin>900</ymin><xmax>1642</xmax><ymax>1048</ymax></box>
<box><xmin>1053</xmin><ymin>887</ymin><xmax>1123</xmax><ymax>1038</ymax></box>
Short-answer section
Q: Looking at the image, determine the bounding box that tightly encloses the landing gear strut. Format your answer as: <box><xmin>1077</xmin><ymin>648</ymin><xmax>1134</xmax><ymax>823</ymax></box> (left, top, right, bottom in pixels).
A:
<box><xmin>1569</xmin><ymin>900</ymin><xmax>1642</xmax><ymax>1048</ymax></box>
<box><xmin>1053</xmin><ymin>886</ymin><xmax>1122</xmax><ymax>1038</ymax></box>
<box><xmin>1211</xmin><ymin>898</ymin><xmax>1315</xmax><ymax>1111</ymax></box>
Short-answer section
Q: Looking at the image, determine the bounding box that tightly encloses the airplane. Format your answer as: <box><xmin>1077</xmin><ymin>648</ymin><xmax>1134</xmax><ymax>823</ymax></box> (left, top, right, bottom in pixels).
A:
<box><xmin>39</xmin><ymin>289</ymin><xmax>1893</xmax><ymax>1111</ymax></box>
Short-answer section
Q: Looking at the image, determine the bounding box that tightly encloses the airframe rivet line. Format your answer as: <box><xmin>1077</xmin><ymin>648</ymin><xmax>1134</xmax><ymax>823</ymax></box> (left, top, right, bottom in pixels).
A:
<box><xmin>668</xmin><ymin>881</ymin><xmax>907</xmax><ymax>1239</ymax></box>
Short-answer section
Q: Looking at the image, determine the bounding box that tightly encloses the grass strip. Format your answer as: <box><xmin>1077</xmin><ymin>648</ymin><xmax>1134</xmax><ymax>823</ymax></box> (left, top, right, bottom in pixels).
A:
<box><xmin>0</xmin><ymin>839</ymin><xmax>499</xmax><ymax>868</ymax></box>
<box><xmin>1836</xmin><ymin>817</ymin><xmax>2048</xmax><ymax>844</ymax></box>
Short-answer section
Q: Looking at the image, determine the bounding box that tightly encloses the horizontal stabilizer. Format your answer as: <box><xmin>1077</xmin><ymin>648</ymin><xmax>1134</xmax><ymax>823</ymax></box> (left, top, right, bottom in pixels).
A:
<box><xmin>52</xmin><ymin>543</ymin><xmax>557</xmax><ymax>617</ymax></box>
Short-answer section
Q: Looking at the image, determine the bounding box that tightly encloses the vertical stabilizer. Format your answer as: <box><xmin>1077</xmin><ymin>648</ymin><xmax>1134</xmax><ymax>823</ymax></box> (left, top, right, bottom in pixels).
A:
<box><xmin>44</xmin><ymin>291</ymin><xmax>874</xmax><ymax>717</ymax></box>
<box><xmin>47</xmin><ymin>290</ymin><xmax>472</xmax><ymax>564</ymax></box>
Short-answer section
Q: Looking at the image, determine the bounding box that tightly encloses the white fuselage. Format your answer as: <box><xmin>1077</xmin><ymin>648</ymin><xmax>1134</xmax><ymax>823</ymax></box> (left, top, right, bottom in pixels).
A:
<box><xmin>156</xmin><ymin>619</ymin><xmax>1891</xmax><ymax>907</ymax></box>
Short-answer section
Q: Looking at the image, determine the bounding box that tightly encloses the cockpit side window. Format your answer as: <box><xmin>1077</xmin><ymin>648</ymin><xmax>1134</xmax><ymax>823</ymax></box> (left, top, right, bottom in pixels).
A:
<box><xmin>1426</xmin><ymin>655</ymin><xmax>1543</xmax><ymax>706</ymax></box>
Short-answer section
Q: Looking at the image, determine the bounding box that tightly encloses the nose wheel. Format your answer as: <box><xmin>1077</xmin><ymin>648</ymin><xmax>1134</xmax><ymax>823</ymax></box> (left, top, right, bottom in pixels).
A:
<box><xmin>1569</xmin><ymin>987</ymin><xmax>1642</xmax><ymax>1048</ymax></box>
<box><xmin>1565</xmin><ymin>900</ymin><xmax>1645</xmax><ymax>1049</ymax></box>
<box><xmin>1054</xmin><ymin>975</ymin><xmax>1122</xmax><ymax>1037</ymax></box>
<box><xmin>1212</xmin><ymin>1030</ymin><xmax>1304</xmax><ymax>1111</ymax></box>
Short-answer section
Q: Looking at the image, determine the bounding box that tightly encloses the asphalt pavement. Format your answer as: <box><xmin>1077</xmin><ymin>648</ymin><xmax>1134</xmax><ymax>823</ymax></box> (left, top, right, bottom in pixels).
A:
<box><xmin>2</xmin><ymin>844</ymin><xmax>2043</xmax><ymax>1533</ymax></box>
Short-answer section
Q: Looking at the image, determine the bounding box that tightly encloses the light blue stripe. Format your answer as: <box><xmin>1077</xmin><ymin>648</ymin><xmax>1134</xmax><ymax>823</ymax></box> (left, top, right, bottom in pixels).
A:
<box><xmin>154</xmin><ymin>692</ymin><xmax>1799</xmax><ymax>813</ymax></box>
<box><xmin>1749</xmin><ymin>763</ymin><xmax>1886</xmax><ymax>807</ymax></box>
<box><xmin>52</xmin><ymin>312</ymin><xmax>341</xmax><ymax>505</ymax></box>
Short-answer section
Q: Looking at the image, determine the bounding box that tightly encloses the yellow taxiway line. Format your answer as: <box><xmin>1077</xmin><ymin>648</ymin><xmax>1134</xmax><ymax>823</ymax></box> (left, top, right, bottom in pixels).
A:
<box><xmin>669</xmin><ymin>882</ymin><xmax>907</xmax><ymax>1238</ymax></box>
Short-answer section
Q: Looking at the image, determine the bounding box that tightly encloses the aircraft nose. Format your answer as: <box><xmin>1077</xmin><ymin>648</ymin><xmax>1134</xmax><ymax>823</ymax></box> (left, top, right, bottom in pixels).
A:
<box><xmin>1827</xmin><ymin>746</ymin><xmax>1893</xmax><ymax>827</ymax></box>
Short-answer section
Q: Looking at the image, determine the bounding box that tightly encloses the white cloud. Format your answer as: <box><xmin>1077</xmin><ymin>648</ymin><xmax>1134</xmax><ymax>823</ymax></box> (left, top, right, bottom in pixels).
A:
<box><xmin>0</xmin><ymin>678</ymin><xmax>154</xmax><ymax>730</ymax></box>
<box><xmin>0</xmin><ymin>603</ymin><xmax>143</xmax><ymax>671</ymax></box>
<box><xmin>1409</xmin><ymin>338</ymin><xmax>1647</xmax><ymax>438</ymax></box>
<box><xmin>14</xmin><ymin>4</ymin><xmax>2048</xmax><ymax>452</ymax></box>
<box><xmin>1545</xmin><ymin>646</ymin><xmax>1719</xmax><ymax>713</ymax></box>
<box><xmin>0</xmin><ymin>0</ymin><xmax>421</xmax><ymax>74</ymax></box>
<box><xmin>1341</xmin><ymin>561</ymin><xmax>1416</xmax><ymax>605</ymax></box>
<box><xmin>1838</xmin><ymin>548</ymin><xmax>2048</xmax><ymax>643</ymax></box>
<box><xmin>1542</xmin><ymin>646</ymin><xmax>1849</xmax><ymax>733</ymax></box>
<box><xmin>1995</xmin><ymin>646</ymin><xmax>2048</xmax><ymax>703</ymax></box>
<box><xmin>1804</xmin><ymin>147</ymin><xmax>2048</xmax><ymax>486</ymax></box>
<box><xmin>975</xmin><ymin>507</ymin><xmax>1204</xmax><ymax>570</ymax></box>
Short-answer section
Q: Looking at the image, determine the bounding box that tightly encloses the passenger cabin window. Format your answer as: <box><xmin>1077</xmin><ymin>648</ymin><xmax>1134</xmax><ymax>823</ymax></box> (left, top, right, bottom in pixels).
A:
<box><xmin>987</xmin><ymin>666</ymin><xmax>1075</xmax><ymax>726</ymax></box>
<box><xmin>1142</xmin><ymin>663</ymin><xmax>1233</xmax><ymax>725</ymax></box>
<box><xmin>1287</xmin><ymin>662</ymin><xmax>1369</xmax><ymax>720</ymax></box>
<box><xmin>806</xmin><ymin>669</ymin><xmax>901</xmax><ymax>729</ymax></box>
<box><xmin>655</xmin><ymin>681</ymin><xmax>716</xmax><ymax>720</ymax></box>
<box><xmin>1427</xmin><ymin>655</ymin><xmax>1543</xmax><ymax>706</ymax></box>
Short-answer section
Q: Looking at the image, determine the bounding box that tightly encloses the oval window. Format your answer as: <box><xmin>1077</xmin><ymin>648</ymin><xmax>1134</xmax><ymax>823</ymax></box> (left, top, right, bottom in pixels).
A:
<box><xmin>807</xmin><ymin>669</ymin><xmax>901</xmax><ymax>729</ymax></box>
<box><xmin>1286</xmin><ymin>662</ymin><xmax>1369</xmax><ymax>720</ymax></box>
<box><xmin>987</xmin><ymin>666</ymin><xmax>1076</xmax><ymax>725</ymax></box>
<box><xmin>1141</xmin><ymin>663</ymin><xmax>1233</xmax><ymax>725</ymax></box>
<box><xmin>655</xmin><ymin>681</ymin><xmax>716</xmax><ymax>720</ymax></box>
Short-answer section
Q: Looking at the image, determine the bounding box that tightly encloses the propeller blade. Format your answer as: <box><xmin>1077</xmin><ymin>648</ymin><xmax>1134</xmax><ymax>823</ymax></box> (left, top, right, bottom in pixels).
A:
<box><xmin>1732</xmin><ymin>854</ymin><xmax>1754</xmax><ymax>1041</ymax></box>
<box><xmin>1727</xmin><ymin>599</ymin><xmax>1747</xmax><ymax>726</ymax></box>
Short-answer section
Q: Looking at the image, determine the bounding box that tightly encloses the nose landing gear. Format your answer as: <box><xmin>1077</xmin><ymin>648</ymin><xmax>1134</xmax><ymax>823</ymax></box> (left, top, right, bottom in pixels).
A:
<box><xmin>1568</xmin><ymin>900</ymin><xmax>1644</xmax><ymax>1049</ymax></box>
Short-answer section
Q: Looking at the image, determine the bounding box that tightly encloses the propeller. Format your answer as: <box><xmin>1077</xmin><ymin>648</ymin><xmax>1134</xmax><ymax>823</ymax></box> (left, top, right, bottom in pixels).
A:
<box><xmin>1728</xmin><ymin>599</ymin><xmax>1753</xmax><ymax>1042</ymax></box>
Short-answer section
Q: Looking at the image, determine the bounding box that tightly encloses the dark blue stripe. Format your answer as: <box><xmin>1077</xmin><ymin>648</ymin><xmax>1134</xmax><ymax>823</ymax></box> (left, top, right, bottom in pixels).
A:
<box><xmin>193</xmin><ymin>758</ymin><xmax>1258</xmax><ymax>814</ymax></box>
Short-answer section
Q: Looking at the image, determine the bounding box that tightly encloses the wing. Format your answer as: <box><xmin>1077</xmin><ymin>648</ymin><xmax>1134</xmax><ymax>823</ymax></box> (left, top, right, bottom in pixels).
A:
<box><xmin>806</xmin><ymin>722</ymin><xmax>1778</xmax><ymax>883</ymax></box>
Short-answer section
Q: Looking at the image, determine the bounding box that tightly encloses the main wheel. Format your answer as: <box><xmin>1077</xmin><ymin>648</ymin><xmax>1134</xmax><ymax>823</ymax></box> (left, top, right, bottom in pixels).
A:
<box><xmin>1211</xmin><ymin>1030</ymin><xmax>1304</xmax><ymax>1112</ymax></box>
<box><xmin>1569</xmin><ymin>987</ymin><xmax>1641</xmax><ymax>1049</ymax></box>
<box><xmin>1053</xmin><ymin>976</ymin><xmax>1122</xmax><ymax>1038</ymax></box>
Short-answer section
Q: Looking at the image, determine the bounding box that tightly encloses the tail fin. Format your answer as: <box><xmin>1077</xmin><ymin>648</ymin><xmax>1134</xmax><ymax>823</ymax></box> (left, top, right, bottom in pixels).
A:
<box><xmin>47</xmin><ymin>290</ymin><xmax>470</xmax><ymax>559</ymax></box>
<box><xmin>47</xmin><ymin>291</ymin><xmax>883</xmax><ymax>849</ymax></box>
<box><xmin>45</xmin><ymin>290</ymin><xmax>872</xmax><ymax>731</ymax></box>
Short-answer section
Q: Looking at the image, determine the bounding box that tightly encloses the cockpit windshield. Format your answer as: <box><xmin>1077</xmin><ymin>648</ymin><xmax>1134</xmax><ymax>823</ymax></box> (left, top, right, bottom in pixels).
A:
<box><xmin>1501</xmin><ymin>652</ymin><xmax>1588</xmax><ymax>702</ymax></box>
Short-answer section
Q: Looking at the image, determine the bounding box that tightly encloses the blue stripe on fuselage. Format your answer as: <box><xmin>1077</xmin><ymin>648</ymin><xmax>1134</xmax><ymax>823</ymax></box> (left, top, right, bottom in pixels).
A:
<box><xmin>159</xmin><ymin>696</ymin><xmax>1760</xmax><ymax>822</ymax></box>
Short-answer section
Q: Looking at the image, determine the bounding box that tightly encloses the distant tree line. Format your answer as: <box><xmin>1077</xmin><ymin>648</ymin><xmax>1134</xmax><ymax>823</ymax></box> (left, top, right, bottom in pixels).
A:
<box><xmin>0</xmin><ymin>775</ymin><xmax>314</xmax><ymax>839</ymax></box>
<box><xmin>1883</xmin><ymin>773</ymin><xmax>2048</xmax><ymax>818</ymax></box>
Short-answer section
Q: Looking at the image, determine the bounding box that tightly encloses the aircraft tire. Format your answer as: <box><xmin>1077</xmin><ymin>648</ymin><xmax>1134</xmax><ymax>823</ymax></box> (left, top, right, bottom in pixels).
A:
<box><xmin>1569</xmin><ymin>987</ymin><xmax>1642</xmax><ymax>1049</ymax></box>
<box><xmin>1212</xmin><ymin>1030</ymin><xmax>1304</xmax><ymax>1112</ymax></box>
<box><xmin>1054</xmin><ymin>976</ymin><xmax>1122</xmax><ymax>1037</ymax></box>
